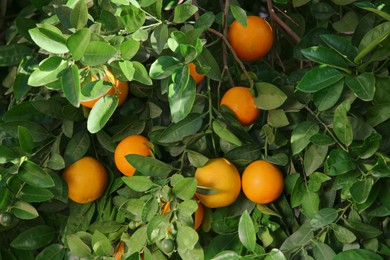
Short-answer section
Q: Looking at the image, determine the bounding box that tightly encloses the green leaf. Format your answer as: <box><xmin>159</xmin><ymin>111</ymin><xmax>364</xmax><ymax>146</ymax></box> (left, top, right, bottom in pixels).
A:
<box><xmin>313</xmin><ymin>242</ymin><xmax>336</xmax><ymax>260</ymax></box>
<box><xmin>80</xmin><ymin>80</ymin><xmax>112</xmax><ymax>102</ymax></box>
<box><xmin>197</xmin><ymin>47</ymin><xmax>222</xmax><ymax>81</ymax></box>
<box><xmin>173</xmin><ymin>4</ymin><xmax>198</xmax><ymax>23</ymax></box>
<box><xmin>355</xmin><ymin>2</ymin><xmax>390</xmax><ymax>22</ymax></box>
<box><xmin>61</xmin><ymin>64</ymin><xmax>81</xmax><ymax>107</ymax></box>
<box><xmin>310</xmin><ymin>208</ymin><xmax>338</xmax><ymax>229</ymax></box>
<box><xmin>195</xmin><ymin>12</ymin><xmax>215</xmax><ymax>31</ymax></box>
<box><xmin>168</xmin><ymin>67</ymin><xmax>197</xmax><ymax>123</ymax></box>
<box><xmin>18</xmin><ymin>160</ymin><xmax>55</xmax><ymax>188</ymax></box>
<box><xmin>29</xmin><ymin>25</ymin><xmax>68</xmax><ymax>54</ymax></box>
<box><xmin>267</xmin><ymin>109</ymin><xmax>289</xmax><ymax>128</ymax></box>
<box><xmin>331</xmin><ymin>223</ymin><xmax>356</xmax><ymax>243</ymax></box>
<box><xmin>324</xmin><ymin>149</ymin><xmax>355</xmax><ymax>176</ymax></box>
<box><xmin>124</xmin><ymin>226</ymin><xmax>148</xmax><ymax>255</ymax></box>
<box><xmin>92</xmin><ymin>231</ymin><xmax>112</xmax><ymax>256</ymax></box>
<box><xmin>265</xmin><ymin>248</ymin><xmax>287</xmax><ymax>260</ymax></box>
<box><xmin>296</xmin><ymin>66</ymin><xmax>344</xmax><ymax>93</ymax></box>
<box><xmin>224</xmin><ymin>144</ymin><xmax>262</xmax><ymax>167</ymax></box>
<box><xmin>121</xmin><ymin>5</ymin><xmax>146</xmax><ymax>33</ymax></box>
<box><xmin>345</xmin><ymin>73</ymin><xmax>375</xmax><ymax>101</ymax></box>
<box><xmin>304</xmin><ymin>144</ymin><xmax>328</xmax><ymax>175</ymax></box>
<box><xmin>230</xmin><ymin>5</ymin><xmax>247</xmax><ymax>27</ymax></box>
<box><xmin>355</xmin><ymin>21</ymin><xmax>390</xmax><ymax>63</ymax></box>
<box><xmin>70</xmin><ymin>0</ymin><xmax>88</xmax><ymax>30</ymax></box>
<box><xmin>310</xmin><ymin>133</ymin><xmax>335</xmax><ymax>146</ymax></box>
<box><xmin>366</xmin><ymin>103</ymin><xmax>390</xmax><ymax>126</ymax></box>
<box><xmin>63</xmin><ymin>129</ymin><xmax>91</xmax><ymax>165</ymax></box>
<box><xmin>332</xmin><ymin>11</ymin><xmax>358</xmax><ymax>34</ymax></box>
<box><xmin>238</xmin><ymin>210</ymin><xmax>256</xmax><ymax>252</ymax></box>
<box><xmin>125</xmin><ymin>154</ymin><xmax>173</xmax><ymax>177</ymax></box>
<box><xmin>87</xmin><ymin>95</ymin><xmax>119</xmax><ymax>133</ymax></box>
<box><xmin>280</xmin><ymin>223</ymin><xmax>314</xmax><ymax>258</ymax></box>
<box><xmin>11</xmin><ymin>225</ymin><xmax>54</xmax><ymax>250</ymax></box>
<box><xmin>320</xmin><ymin>34</ymin><xmax>357</xmax><ymax>62</ymax></box>
<box><xmin>151</xmin><ymin>23</ymin><xmax>168</xmax><ymax>54</ymax></box>
<box><xmin>0</xmin><ymin>44</ymin><xmax>32</xmax><ymax>67</ymax></box>
<box><xmin>159</xmin><ymin>113</ymin><xmax>204</xmax><ymax>143</ymax></box>
<box><xmin>66</xmin><ymin>234</ymin><xmax>92</xmax><ymax>258</ymax></box>
<box><xmin>173</xmin><ymin>178</ymin><xmax>197</xmax><ymax>200</ymax></box>
<box><xmin>18</xmin><ymin>126</ymin><xmax>34</xmax><ymax>154</ymax></box>
<box><xmin>120</xmin><ymin>40</ymin><xmax>140</xmax><ymax>60</ymax></box>
<box><xmin>254</xmin><ymin>82</ymin><xmax>287</xmax><ymax>110</ymax></box>
<box><xmin>345</xmin><ymin>220</ymin><xmax>382</xmax><ymax>239</ymax></box>
<box><xmin>80</xmin><ymin>41</ymin><xmax>117</xmax><ymax>66</ymax></box>
<box><xmin>122</xmin><ymin>176</ymin><xmax>155</xmax><ymax>192</ymax></box>
<box><xmin>293</xmin><ymin>0</ymin><xmax>311</xmax><ymax>7</ymax></box>
<box><xmin>67</xmin><ymin>28</ymin><xmax>91</xmax><ymax>60</ymax></box>
<box><xmin>313</xmin><ymin>79</ymin><xmax>344</xmax><ymax>111</ymax></box>
<box><xmin>132</xmin><ymin>61</ymin><xmax>153</xmax><ymax>85</ymax></box>
<box><xmin>187</xmin><ymin>150</ymin><xmax>209</xmax><ymax>168</ymax></box>
<box><xmin>28</xmin><ymin>56</ymin><xmax>69</xmax><ymax>86</ymax></box>
<box><xmin>177</xmin><ymin>224</ymin><xmax>199</xmax><ymax>250</ymax></box>
<box><xmin>350</xmin><ymin>179</ymin><xmax>374</xmax><ymax>204</ymax></box>
<box><xmin>20</xmin><ymin>185</ymin><xmax>54</xmax><ymax>203</ymax></box>
<box><xmin>0</xmin><ymin>145</ymin><xmax>17</xmax><ymax>163</ymax></box>
<box><xmin>333</xmin><ymin>100</ymin><xmax>353</xmax><ymax>146</ymax></box>
<box><xmin>149</xmin><ymin>56</ymin><xmax>181</xmax><ymax>79</ymax></box>
<box><xmin>308</xmin><ymin>172</ymin><xmax>331</xmax><ymax>192</ymax></box>
<box><xmin>212</xmin><ymin>120</ymin><xmax>242</xmax><ymax>146</ymax></box>
<box><xmin>334</xmin><ymin>249</ymin><xmax>382</xmax><ymax>260</ymax></box>
<box><xmin>291</xmin><ymin>121</ymin><xmax>319</xmax><ymax>155</ymax></box>
<box><xmin>11</xmin><ymin>201</ymin><xmax>39</xmax><ymax>219</ymax></box>
<box><xmin>301</xmin><ymin>46</ymin><xmax>351</xmax><ymax>73</ymax></box>
<box><xmin>35</xmin><ymin>244</ymin><xmax>65</xmax><ymax>260</ymax></box>
<box><xmin>301</xmin><ymin>189</ymin><xmax>320</xmax><ymax>218</ymax></box>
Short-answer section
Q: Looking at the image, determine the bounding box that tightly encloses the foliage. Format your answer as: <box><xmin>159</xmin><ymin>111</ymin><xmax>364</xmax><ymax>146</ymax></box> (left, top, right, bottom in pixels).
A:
<box><xmin>0</xmin><ymin>0</ymin><xmax>390</xmax><ymax>259</ymax></box>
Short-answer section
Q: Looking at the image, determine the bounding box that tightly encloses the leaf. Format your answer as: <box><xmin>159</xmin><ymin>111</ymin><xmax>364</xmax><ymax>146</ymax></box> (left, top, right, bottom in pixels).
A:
<box><xmin>67</xmin><ymin>28</ymin><xmax>91</xmax><ymax>60</ymax></box>
<box><xmin>332</xmin><ymin>11</ymin><xmax>358</xmax><ymax>34</ymax></box>
<box><xmin>350</xmin><ymin>179</ymin><xmax>373</xmax><ymax>204</ymax></box>
<box><xmin>320</xmin><ymin>34</ymin><xmax>358</xmax><ymax>62</ymax></box>
<box><xmin>333</xmin><ymin>100</ymin><xmax>353</xmax><ymax>146</ymax></box>
<box><xmin>308</xmin><ymin>172</ymin><xmax>331</xmax><ymax>192</ymax></box>
<box><xmin>265</xmin><ymin>248</ymin><xmax>287</xmax><ymax>260</ymax></box>
<box><xmin>35</xmin><ymin>244</ymin><xmax>66</xmax><ymax>260</ymax></box>
<box><xmin>313</xmin><ymin>242</ymin><xmax>336</xmax><ymax>260</ymax></box>
<box><xmin>120</xmin><ymin>40</ymin><xmax>140</xmax><ymax>60</ymax></box>
<box><xmin>254</xmin><ymin>82</ymin><xmax>287</xmax><ymax>110</ymax></box>
<box><xmin>355</xmin><ymin>22</ymin><xmax>390</xmax><ymax>63</ymax></box>
<box><xmin>149</xmin><ymin>56</ymin><xmax>181</xmax><ymax>79</ymax></box>
<box><xmin>151</xmin><ymin>23</ymin><xmax>168</xmax><ymax>54</ymax></box>
<box><xmin>122</xmin><ymin>176</ymin><xmax>155</xmax><ymax>192</ymax></box>
<box><xmin>212</xmin><ymin>120</ymin><xmax>242</xmax><ymax>146</ymax></box>
<box><xmin>173</xmin><ymin>4</ymin><xmax>198</xmax><ymax>23</ymax></box>
<box><xmin>267</xmin><ymin>109</ymin><xmax>289</xmax><ymax>128</ymax></box>
<box><xmin>0</xmin><ymin>44</ymin><xmax>32</xmax><ymax>67</ymax></box>
<box><xmin>63</xmin><ymin>129</ymin><xmax>91</xmax><ymax>165</ymax></box>
<box><xmin>334</xmin><ymin>249</ymin><xmax>383</xmax><ymax>260</ymax></box>
<box><xmin>173</xmin><ymin>178</ymin><xmax>197</xmax><ymax>200</ymax></box>
<box><xmin>345</xmin><ymin>220</ymin><xmax>382</xmax><ymax>239</ymax></box>
<box><xmin>355</xmin><ymin>2</ymin><xmax>390</xmax><ymax>22</ymax></box>
<box><xmin>296</xmin><ymin>66</ymin><xmax>344</xmax><ymax>93</ymax></box>
<box><xmin>20</xmin><ymin>185</ymin><xmax>54</xmax><ymax>203</ymax></box>
<box><xmin>159</xmin><ymin>113</ymin><xmax>204</xmax><ymax>143</ymax></box>
<box><xmin>366</xmin><ymin>103</ymin><xmax>390</xmax><ymax>126</ymax></box>
<box><xmin>29</xmin><ymin>25</ymin><xmax>68</xmax><ymax>54</ymax></box>
<box><xmin>301</xmin><ymin>46</ymin><xmax>351</xmax><ymax>73</ymax></box>
<box><xmin>11</xmin><ymin>225</ymin><xmax>54</xmax><ymax>250</ymax></box>
<box><xmin>313</xmin><ymin>79</ymin><xmax>344</xmax><ymax>111</ymax></box>
<box><xmin>70</xmin><ymin>0</ymin><xmax>88</xmax><ymax>30</ymax></box>
<box><xmin>230</xmin><ymin>5</ymin><xmax>247</xmax><ymax>27</ymax></box>
<box><xmin>125</xmin><ymin>154</ymin><xmax>173</xmax><ymax>177</ymax></box>
<box><xmin>301</xmin><ymin>189</ymin><xmax>320</xmax><ymax>218</ymax></box>
<box><xmin>92</xmin><ymin>231</ymin><xmax>112</xmax><ymax>256</ymax></box>
<box><xmin>238</xmin><ymin>210</ymin><xmax>256</xmax><ymax>252</ymax></box>
<box><xmin>280</xmin><ymin>223</ymin><xmax>314</xmax><ymax>258</ymax></box>
<box><xmin>132</xmin><ymin>61</ymin><xmax>153</xmax><ymax>85</ymax></box>
<box><xmin>61</xmin><ymin>64</ymin><xmax>81</xmax><ymax>107</ymax></box>
<box><xmin>187</xmin><ymin>150</ymin><xmax>209</xmax><ymax>168</ymax></box>
<box><xmin>11</xmin><ymin>201</ymin><xmax>39</xmax><ymax>219</ymax></box>
<box><xmin>291</xmin><ymin>121</ymin><xmax>319</xmax><ymax>155</ymax></box>
<box><xmin>66</xmin><ymin>234</ymin><xmax>91</xmax><ymax>258</ymax></box>
<box><xmin>331</xmin><ymin>223</ymin><xmax>357</xmax><ymax>243</ymax></box>
<box><xmin>310</xmin><ymin>208</ymin><xmax>338</xmax><ymax>229</ymax></box>
<box><xmin>28</xmin><ymin>56</ymin><xmax>69</xmax><ymax>86</ymax></box>
<box><xmin>125</xmin><ymin>226</ymin><xmax>148</xmax><ymax>255</ymax></box>
<box><xmin>324</xmin><ymin>149</ymin><xmax>355</xmax><ymax>176</ymax></box>
<box><xmin>345</xmin><ymin>73</ymin><xmax>375</xmax><ymax>101</ymax></box>
<box><xmin>18</xmin><ymin>126</ymin><xmax>34</xmax><ymax>154</ymax></box>
<box><xmin>195</xmin><ymin>12</ymin><xmax>215</xmax><ymax>31</ymax></box>
<box><xmin>120</xmin><ymin>5</ymin><xmax>146</xmax><ymax>33</ymax></box>
<box><xmin>304</xmin><ymin>144</ymin><xmax>328</xmax><ymax>175</ymax></box>
<box><xmin>197</xmin><ymin>47</ymin><xmax>222</xmax><ymax>81</ymax></box>
<box><xmin>80</xmin><ymin>41</ymin><xmax>117</xmax><ymax>66</ymax></box>
<box><xmin>293</xmin><ymin>0</ymin><xmax>311</xmax><ymax>7</ymax></box>
<box><xmin>87</xmin><ymin>95</ymin><xmax>119</xmax><ymax>133</ymax></box>
<box><xmin>18</xmin><ymin>160</ymin><xmax>55</xmax><ymax>188</ymax></box>
<box><xmin>0</xmin><ymin>145</ymin><xmax>17</xmax><ymax>163</ymax></box>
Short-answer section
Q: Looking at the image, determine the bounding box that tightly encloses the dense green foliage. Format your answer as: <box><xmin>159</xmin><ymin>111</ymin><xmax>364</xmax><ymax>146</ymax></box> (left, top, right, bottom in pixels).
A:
<box><xmin>0</xmin><ymin>0</ymin><xmax>390</xmax><ymax>259</ymax></box>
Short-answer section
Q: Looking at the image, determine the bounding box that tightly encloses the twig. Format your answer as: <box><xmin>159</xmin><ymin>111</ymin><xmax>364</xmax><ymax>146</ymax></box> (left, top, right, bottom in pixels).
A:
<box><xmin>266</xmin><ymin>0</ymin><xmax>301</xmax><ymax>43</ymax></box>
<box><xmin>221</xmin><ymin>0</ymin><xmax>235</xmax><ymax>87</ymax></box>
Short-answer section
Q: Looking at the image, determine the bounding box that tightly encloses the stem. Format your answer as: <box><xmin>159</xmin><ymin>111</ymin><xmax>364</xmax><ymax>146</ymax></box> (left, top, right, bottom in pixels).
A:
<box><xmin>266</xmin><ymin>0</ymin><xmax>301</xmax><ymax>43</ymax></box>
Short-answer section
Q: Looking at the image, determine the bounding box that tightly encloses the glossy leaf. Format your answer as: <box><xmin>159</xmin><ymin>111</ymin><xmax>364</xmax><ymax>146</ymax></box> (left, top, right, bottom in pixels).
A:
<box><xmin>313</xmin><ymin>79</ymin><xmax>344</xmax><ymax>111</ymax></box>
<box><xmin>63</xmin><ymin>129</ymin><xmax>91</xmax><ymax>165</ymax></box>
<box><xmin>120</xmin><ymin>39</ymin><xmax>140</xmax><ymax>60</ymax></box>
<box><xmin>80</xmin><ymin>41</ymin><xmax>117</xmax><ymax>66</ymax></box>
<box><xmin>11</xmin><ymin>225</ymin><xmax>55</xmax><ymax>250</ymax></box>
<box><xmin>125</xmin><ymin>154</ymin><xmax>173</xmax><ymax>177</ymax></box>
<box><xmin>301</xmin><ymin>46</ymin><xmax>351</xmax><ymax>72</ymax></box>
<box><xmin>173</xmin><ymin>178</ymin><xmax>197</xmax><ymax>200</ymax></box>
<box><xmin>313</xmin><ymin>242</ymin><xmax>336</xmax><ymax>260</ymax></box>
<box><xmin>67</xmin><ymin>28</ymin><xmax>91</xmax><ymax>60</ymax></box>
<box><xmin>0</xmin><ymin>145</ymin><xmax>17</xmax><ymax>163</ymax></box>
<box><xmin>173</xmin><ymin>4</ymin><xmax>198</xmax><ymax>23</ymax></box>
<box><xmin>238</xmin><ymin>210</ymin><xmax>256</xmax><ymax>252</ymax></box>
<box><xmin>320</xmin><ymin>34</ymin><xmax>357</xmax><ymax>62</ymax></box>
<box><xmin>122</xmin><ymin>176</ymin><xmax>155</xmax><ymax>192</ymax></box>
<box><xmin>35</xmin><ymin>244</ymin><xmax>65</xmax><ymax>260</ymax></box>
<box><xmin>280</xmin><ymin>223</ymin><xmax>314</xmax><ymax>258</ymax></box>
<box><xmin>18</xmin><ymin>125</ymin><xmax>34</xmax><ymax>154</ymax></box>
<box><xmin>331</xmin><ymin>223</ymin><xmax>357</xmax><ymax>243</ymax></box>
<box><xmin>29</xmin><ymin>25</ymin><xmax>68</xmax><ymax>54</ymax></box>
<box><xmin>149</xmin><ymin>56</ymin><xmax>181</xmax><ymax>79</ymax></box>
<box><xmin>18</xmin><ymin>160</ymin><xmax>54</xmax><ymax>188</ymax></box>
<box><xmin>310</xmin><ymin>208</ymin><xmax>338</xmax><ymax>229</ymax></box>
<box><xmin>70</xmin><ymin>0</ymin><xmax>88</xmax><ymax>30</ymax></box>
<box><xmin>366</xmin><ymin>103</ymin><xmax>390</xmax><ymax>126</ymax></box>
<box><xmin>92</xmin><ymin>230</ymin><xmax>112</xmax><ymax>256</ymax></box>
<box><xmin>11</xmin><ymin>201</ymin><xmax>39</xmax><ymax>220</ymax></box>
<box><xmin>291</xmin><ymin>121</ymin><xmax>319</xmax><ymax>155</ymax></box>
<box><xmin>66</xmin><ymin>234</ymin><xmax>91</xmax><ymax>258</ymax></box>
<box><xmin>345</xmin><ymin>220</ymin><xmax>382</xmax><ymax>239</ymax></box>
<box><xmin>350</xmin><ymin>179</ymin><xmax>373</xmax><ymax>204</ymax></box>
<box><xmin>132</xmin><ymin>61</ymin><xmax>153</xmax><ymax>85</ymax></box>
<box><xmin>121</xmin><ymin>5</ymin><xmax>146</xmax><ymax>33</ymax></box>
<box><xmin>151</xmin><ymin>23</ymin><xmax>168</xmax><ymax>54</ymax></box>
<box><xmin>213</xmin><ymin>120</ymin><xmax>242</xmax><ymax>146</ymax></box>
<box><xmin>159</xmin><ymin>113</ymin><xmax>204</xmax><ymax>143</ymax></box>
<box><xmin>267</xmin><ymin>109</ymin><xmax>289</xmax><ymax>128</ymax></box>
<box><xmin>20</xmin><ymin>185</ymin><xmax>54</xmax><ymax>203</ymax></box>
<box><xmin>333</xmin><ymin>100</ymin><xmax>353</xmax><ymax>146</ymax></box>
<box><xmin>230</xmin><ymin>5</ymin><xmax>247</xmax><ymax>27</ymax></box>
<box><xmin>345</xmin><ymin>73</ymin><xmax>375</xmax><ymax>101</ymax></box>
<box><xmin>334</xmin><ymin>249</ymin><xmax>382</xmax><ymax>260</ymax></box>
<box><xmin>296</xmin><ymin>66</ymin><xmax>344</xmax><ymax>93</ymax></box>
<box><xmin>324</xmin><ymin>149</ymin><xmax>355</xmax><ymax>176</ymax></box>
<box><xmin>61</xmin><ymin>64</ymin><xmax>81</xmax><ymax>107</ymax></box>
<box><xmin>301</xmin><ymin>189</ymin><xmax>320</xmax><ymax>218</ymax></box>
<box><xmin>254</xmin><ymin>82</ymin><xmax>287</xmax><ymax>110</ymax></box>
<box><xmin>28</xmin><ymin>56</ymin><xmax>68</xmax><ymax>86</ymax></box>
<box><xmin>87</xmin><ymin>94</ymin><xmax>119</xmax><ymax>133</ymax></box>
<box><xmin>304</xmin><ymin>144</ymin><xmax>328</xmax><ymax>175</ymax></box>
<box><xmin>355</xmin><ymin>2</ymin><xmax>390</xmax><ymax>22</ymax></box>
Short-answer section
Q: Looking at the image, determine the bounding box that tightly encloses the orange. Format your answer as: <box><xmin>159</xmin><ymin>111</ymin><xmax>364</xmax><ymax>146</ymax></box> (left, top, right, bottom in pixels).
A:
<box><xmin>80</xmin><ymin>68</ymin><xmax>128</xmax><ymax>108</ymax></box>
<box><xmin>113</xmin><ymin>241</ymin><xmax>125</xmax><ymax>260</ymax></box>
<box><xmin>242</xmin><ymin>160</ymin><xmax>284</xmax><ymax>204</ymax></box>
<box><xmin>220</xmin><ymin>86</ymin><xmax>260</xmax><ymax>126</ymax></box>
<box><xmin>63</xmin><ymin>156</ymin><xmax>108</xmax><ymax>204</ymax></box>
<box><xmin>114</xmin><ymin>135</ymin><xmax>151</xmax><ymax>176</ymax></box>
<box><xmin>227</xmin><ymin>16</ymin><xmax>274</xmax><ymax>61</ymax></box>
<box><xmin>188</xmin><ymin>62</ymin><xmax>204</xmax><ymax>84</ymax></box>
<box><xmin>194</xmin><ymin>158</ymin><xmax>241</xmax><ymax>208</ymax></box>
<box><xmin>193</xmin><ymin>198</ymin><xmax>204</xmax><ymax>230</ymax></box>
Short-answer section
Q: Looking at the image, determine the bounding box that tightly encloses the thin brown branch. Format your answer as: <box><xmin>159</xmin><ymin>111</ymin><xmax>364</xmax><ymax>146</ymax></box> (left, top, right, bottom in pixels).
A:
<box><xmin>266</xmin><ymin>0</ymin><xmax>301</xmax><ymax>43</ymax></box>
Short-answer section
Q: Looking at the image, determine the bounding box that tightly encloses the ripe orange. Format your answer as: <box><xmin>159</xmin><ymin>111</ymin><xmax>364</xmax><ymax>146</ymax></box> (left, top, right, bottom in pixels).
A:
<box><xmin>227</xmin><ymin>16</ymin><xmax>274</xmax><ymax>61</ymax></box>
<box><xmin>220</xmin><ymin>86</ymin><xmax>260</xmax><ymax>126</ymax></box>
<box><xmin>194</xmin><ymin>158</ymin><xmax>241</xmax><ymax>208</ymax></box>
<box><xmin>194</xmin><ymin>198</ymin><xmax>204</xmax><ymax>230</ymax></box>
<box><xmin>80</xmin><ymin>68</ymin><xmax>128</xmax><ymax>108</ymax></box>
<box><xmin>63</xmin><ymin>156</ymin><xmax>108</xmax><ymax>204</ymax></box>
<box><xmin>188</xmin><ymin>62</ymin><xmax>204</xmax><ymax>84</ymax></box>
<box><xmin>114</xmin><ymin>135</ymin><xmax>151</xmax><ymax>176</ymax></box>
<box><xmin>242</xmin><ymin>160</ymin><xmax>284</xmax><ymax>204</ymax></box>
<box><xmin>113</xmin><ymin>241</ymin><xmax>125</xmax><ymax>260</ymax></box>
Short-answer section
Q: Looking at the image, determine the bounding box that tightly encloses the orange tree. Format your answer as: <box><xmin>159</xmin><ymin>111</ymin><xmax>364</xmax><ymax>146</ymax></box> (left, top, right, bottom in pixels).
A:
<box><xmin>0</xmin><ymin>0</ymin><xmax>390</xmax><ymax>259</ymax></box>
